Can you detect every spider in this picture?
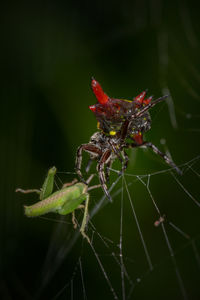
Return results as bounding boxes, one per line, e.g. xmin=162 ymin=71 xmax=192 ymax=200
xmin=75 ymin=79 xmax=181 ymax=200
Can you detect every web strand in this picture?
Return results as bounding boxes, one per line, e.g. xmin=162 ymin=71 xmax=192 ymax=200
xmin=137 ymin=170 xmax=189 ymax=299
xmin=171 ymin=172 xmax=200 ymax=208
xmin=36 ymin=155 xmax=200 ymax=299
xmin=123 ymin=176 xmax=153 ymax=271
xmin=89 ymin=242 xmax=119 ymax=300
xmin=79 ymin=258 xmax=87 ymax=300
xmin=142 ymin=175 xmax=188 ymax=299
xmin=161 ymin=223 xmax=188 ymax=300
xmin=119 ymin=176 xmax=125 ymax=300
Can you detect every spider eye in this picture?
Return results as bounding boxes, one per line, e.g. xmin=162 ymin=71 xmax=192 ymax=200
xmin=91 ymin=78 xmax=109 ymax=104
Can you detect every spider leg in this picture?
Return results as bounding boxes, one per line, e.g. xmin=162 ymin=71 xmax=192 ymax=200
xmin=105 ymin=160 xmax=112 ymax=183
xmin=109 ymin=141 xmax=124 ymax=164
xmin=109 ymin=140 xmax=129 ymax=176
xmin=126 ymin=141 xmax=182 ymax=174
xmin=121 ymin=150 xmax=129 ymax=173
xmin=75 ymin=144 xmax=102 ymax=182
xmin=144 ymin=142 xmax=182 ymax=174
xmin=97 ymin=150 xmax=112 ymax=201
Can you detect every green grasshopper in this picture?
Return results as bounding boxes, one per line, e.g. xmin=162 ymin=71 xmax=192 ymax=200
xmin=16 ymin=167 xmax=100 ymax=242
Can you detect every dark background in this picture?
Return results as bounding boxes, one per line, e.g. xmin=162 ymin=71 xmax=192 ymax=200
xmin=1 ymin=1 xmax=200 ymax=299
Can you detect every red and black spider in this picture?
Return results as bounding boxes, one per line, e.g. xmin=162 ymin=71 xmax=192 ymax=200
xmin=75 ymin=79 xmax=181 ymax=200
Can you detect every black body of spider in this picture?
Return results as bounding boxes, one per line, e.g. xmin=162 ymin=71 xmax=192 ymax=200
xmin=75 ymin=79 xmax=181 ymax=200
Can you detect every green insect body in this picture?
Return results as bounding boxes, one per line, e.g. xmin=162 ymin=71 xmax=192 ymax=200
xmin=24 ymin=182 xmax=87 ymax=217
xmin=16 ymin=167 xmax=92 ymax=242
xmin=39 ymin=166 xmax=57 ymax=200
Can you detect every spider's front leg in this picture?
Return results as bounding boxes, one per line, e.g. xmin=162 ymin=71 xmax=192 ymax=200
xmin=108 ymin=140 xmax=128 ymax=176
xmin=121 ymin=150 xmax=129 ymax=174
xmin=105 ymin=160 xmax=112 ymax=183
xmin=97 ymin=149 xmax=112 ymax=201
xmin=75 ymin=144 xmax=102 ymax=183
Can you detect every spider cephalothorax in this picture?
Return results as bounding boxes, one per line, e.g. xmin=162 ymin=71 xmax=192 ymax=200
xmin=75 ymin=79 xmax=181 ymax=200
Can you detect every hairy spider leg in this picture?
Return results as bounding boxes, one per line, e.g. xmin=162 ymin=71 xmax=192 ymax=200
xmin=125 ymin=142 xmax=182 ymax=174
xmin=108 ymin=140 xmax=129 ymax=175
xmin=97 ymin=149 xmax=112 ymax=201
xmin=121 ymin=150 xmax=129 ymax=173
xmin=105 ymin=159 xmax=112 ymax=183
xmin=144 ymin=142 xmax=182 ymax=174
xmin=108 ymin=140 xmax=124 ymax=164
xmin=76 ymin=144 xmax=113 ymax=199
xmin=76 ymin=144 xmax=102 ymax=183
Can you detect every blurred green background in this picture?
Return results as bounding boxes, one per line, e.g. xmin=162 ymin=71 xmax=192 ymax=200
xmin=1 ymin=1 xmax=200 ymax=299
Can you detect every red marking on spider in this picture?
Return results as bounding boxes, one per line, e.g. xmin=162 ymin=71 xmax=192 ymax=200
xmin=134 ymin=90 xmax=146 ymax=105
xmin=133 ymin=133 xmax=143 ymax=145
xmin=89 ymin=105 xmax=96 ymax=112
xmin=134 ymin=91 xmax=153 ymax=108
xmin=143 ymin=96 xmax=153 ymax=106
xmin=91 ymin=78 xmax=109 ymax=105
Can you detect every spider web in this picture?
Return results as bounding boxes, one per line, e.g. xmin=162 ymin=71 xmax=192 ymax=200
xmin=2 ymin=1 xmax=200 ymax=300
xmin=33 ymin=37 xmax=200 ymax=300
xmin=31 ymin=151 xmax=200 ymax=300
xmin=15 ymin=2 xmax=200 ymax=300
